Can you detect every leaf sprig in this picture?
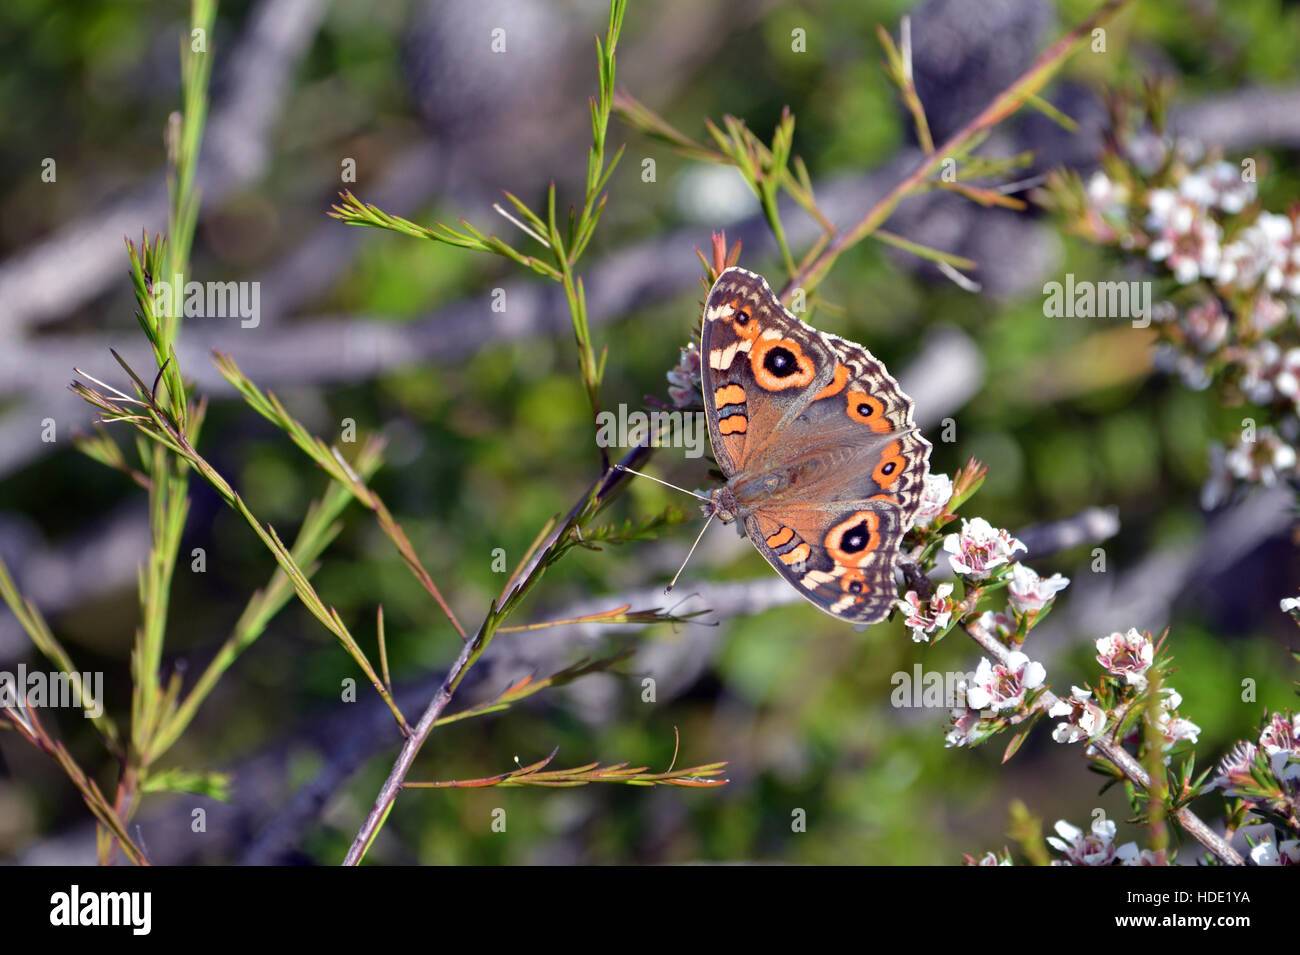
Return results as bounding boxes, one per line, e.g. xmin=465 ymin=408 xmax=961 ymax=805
xmin=405 ymin=745 xmax=728 ymax=790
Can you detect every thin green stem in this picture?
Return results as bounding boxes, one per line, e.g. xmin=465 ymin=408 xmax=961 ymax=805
xmin=780 ymin=0 xmax=1135 ymax=303
xmin=150 ymin=441 xmax=384 ymax=759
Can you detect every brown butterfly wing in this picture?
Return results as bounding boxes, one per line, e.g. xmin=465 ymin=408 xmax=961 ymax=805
xmin=699 ymin=267 xmax=930 ymax=625
xmin=790 ymin=332 xmax=932 ymax=530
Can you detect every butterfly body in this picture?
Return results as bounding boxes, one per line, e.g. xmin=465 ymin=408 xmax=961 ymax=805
xmin=699 ymin=267 xmax=931 ymax=624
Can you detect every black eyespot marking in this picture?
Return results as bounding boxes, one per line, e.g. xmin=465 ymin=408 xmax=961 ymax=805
xmin=763 ymin=346 xmax=797 ymax=377
xmin=848 ymin=580 xmax=865 ymax=594
xmin=856 ymin=402 xmax=874 ymax=417
xmin=881 ymin=462 xmax=897 ymax=476
xmin=841 ymin=523 xmax=870 ymax=553
xmin=735 ymin=308 xmax=751 ymax=325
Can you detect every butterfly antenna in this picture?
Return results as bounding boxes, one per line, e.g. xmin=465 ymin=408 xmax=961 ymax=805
xmin=613 ymin=464 xmax=710 ymax=503
xmin=665 ymin=511 xmax=716 ymax=595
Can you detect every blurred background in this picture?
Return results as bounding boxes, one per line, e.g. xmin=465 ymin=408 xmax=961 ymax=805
xmin=1 ymin=0 xmax=1299 ymax=864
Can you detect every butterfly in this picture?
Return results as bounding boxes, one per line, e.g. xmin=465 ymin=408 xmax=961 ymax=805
xmin=699 ymin=267 xmax=931 ymax=624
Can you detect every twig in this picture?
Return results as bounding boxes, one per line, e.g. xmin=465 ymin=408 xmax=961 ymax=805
xmin=960 ymin=617 xmax=1244 ymax=865
xmin=340 ymin=436 xmax=655 ymax=865
xmin=779 ymin=0 xmax=1135 ymax=301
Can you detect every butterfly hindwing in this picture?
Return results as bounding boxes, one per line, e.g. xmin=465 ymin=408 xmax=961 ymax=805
xmin=745 ymin=502 xmax=903 ymax=623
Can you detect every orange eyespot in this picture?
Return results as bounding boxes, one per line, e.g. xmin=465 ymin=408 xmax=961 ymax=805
xmin=750 ymin=337 xmax=815 ymax=391
xmin=847 ymin=390 xmax=890 ymax=433
xmin=729 ymin=300 xmax=762 ymax=341
xmin=825 ymin=511 xmax=883 ymax=566
xmin=872 ymin=441 xmax=905 ymax=489
xmin=840 ymin=568 xmax=870 ymax=596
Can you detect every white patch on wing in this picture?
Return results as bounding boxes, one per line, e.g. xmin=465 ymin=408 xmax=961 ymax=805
xmin=709 ymin=339 xmax=753 ymax=370
xmin=831 ymin=594 xmax=856 ymax=613
xmin=800 ymin=568 xmax=835 ymax=590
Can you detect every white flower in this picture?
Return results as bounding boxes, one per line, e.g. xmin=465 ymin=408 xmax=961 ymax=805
xmin=1117 ymin=843 xmax=1163 ymax=866
xmin=1224 ymin=425 xmax=1297 ymax=486
xmin=943 ymin=518 xmax=1026 ymax=580
xmin=964 ymin=651 xmax=1045 ymax=714
xmin=1124 ymin=132 xmax=1169 ymax=175
xmin=975 ymin=609 xmax=1016 ymax=641
xmin=1047 ymin=818 xmax=1119 ymax=866
xmin=1007 ymin=564 xmax=1070 ymax=614
xmin=1259 ymin=712 xmax=1300 ymax=756
xmin=894 ymin=583 xmax=955 ymax=644
xmin=1270 ymin=348 xmax=1300 ymax=407
xmin=1180 ymin=161 xmax=1256 ymax=215
xmin=1217 ymin=211 xmax=1293 ymax=291
xmin=1179 ymin=170 xmax=1217 ymax=207
xmin=912 ymin=473 xmax=953 ymax=528
xmin=1095 ymin=629 xmax=1155 ymax=689
xmin=1086 ymin=171 xmax=1129 ymax=223
xmin=1049 ymin=686 xmax=1107 ymax=744
xmin=944 ymin=706 xmax=983 ymax=749
xmin=1181 ymin=299 xmax=1228 ymax=352
xmin=1146 ymin=188 xmax=1222 ymax=284
xmin=1250 ymin=836 xmax=1300 ymax=866
xmin=1281 ymin=596 xmax=1300 ymax=613
xmin=1269 ymin=750 xmax=1300 ymax=787
xmin=1239 ymin=339 xmax=1282 ymax=404
xmin=1250 ymin=292 xmax=1288 ymax=334
xmin=1157 ymin=710 xmax=1201 ymax=750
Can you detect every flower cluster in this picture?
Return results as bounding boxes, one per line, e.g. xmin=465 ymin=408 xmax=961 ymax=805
xmin=1046 ymin=629 xmax=1199 ymax=759
xmin=1007 ymin=564 xmax=1070 ymax=614
xmin=1047 ymin=103 xmax=1300 ymax=507
xmin=1046 ymin=817 xmax=1161 ymax=866
xmin=895 ymin=473 xmax=1070 ymax=648
xmin=839 ymin=452 xmax=1294 ymax=867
